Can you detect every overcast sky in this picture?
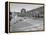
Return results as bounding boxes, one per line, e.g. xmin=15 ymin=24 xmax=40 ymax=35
xmin=10 ymin=3 xmax=43 ymax=12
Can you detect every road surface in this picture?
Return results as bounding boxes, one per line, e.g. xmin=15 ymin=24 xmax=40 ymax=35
xmin=10 ymin=17 xmax=43 ymax=32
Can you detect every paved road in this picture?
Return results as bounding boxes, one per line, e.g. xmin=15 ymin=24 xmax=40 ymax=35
xmin=10 ymin=17 xmax=43 ymax=32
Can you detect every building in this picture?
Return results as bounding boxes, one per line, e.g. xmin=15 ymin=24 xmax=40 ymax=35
xmin=15 ymin=6 xmax=44 ymax=18
xmin=26 ymin=6 xmax=44 ymax=18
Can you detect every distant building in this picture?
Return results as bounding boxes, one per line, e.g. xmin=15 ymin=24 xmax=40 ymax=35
xmin=17 ymin=6 xmax=44 ymax=18
xmin=17 ymin=8 xmax=26 ymax=17
xmin=27 ymin=6 xmax=44 ymax=18
xmin=21 ymin=8 xmax=26 ymax=13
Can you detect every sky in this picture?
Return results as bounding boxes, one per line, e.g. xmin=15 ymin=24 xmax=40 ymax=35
xmin=10 ymin=3 xmax=43 ymax=12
